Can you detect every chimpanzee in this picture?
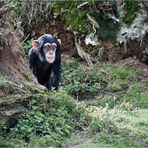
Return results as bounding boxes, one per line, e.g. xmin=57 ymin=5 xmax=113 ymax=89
xmin=28 ymin=34 xmax=61 ymax=90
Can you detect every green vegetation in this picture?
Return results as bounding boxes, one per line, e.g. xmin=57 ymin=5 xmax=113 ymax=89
xmin=62 ymin=107 xmax=148 ymax=147
xmin=0 ymin=90 xmax=89 ymax=147
xmin=62 ymin=9 xmax=89 ymax=34
xmin=52 ymin=1 xmax=90 ymax=33
xmin=1 ymin=58 xmax=148 ymax=147
xmin=1 ymin=1 xmax=148 ymax=147
xmin=8 ymin=0 xmax=147 ymax=45
xmin=62 ymin=61 xmax=108 ymax=99
xmin=122 ymin=1 xmax=139 ymax=25
xmin=9 ymin=0 xmax=121 ymax=42
xmin=23 ymin=39 xmax=33 ymax=55
xmin=90 ymin=108 xmax=148 ymax=147
xmin=61 ymin=60 xmax=148 ymax=147
xmin=62 ymin=60 xmax=141 ymax=100
xmin=89 ymin=12 xmax=120 ymax=43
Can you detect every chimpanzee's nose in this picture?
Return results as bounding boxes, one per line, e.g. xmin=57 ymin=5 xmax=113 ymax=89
xmin=49 ymin=50 xmax=53 ymax=54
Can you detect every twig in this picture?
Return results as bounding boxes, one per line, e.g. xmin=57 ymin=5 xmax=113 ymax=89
xmin=77 ymin=2 xmax=89 ymax=9
xmin=21 ymin=34 xmax=30 ymax=45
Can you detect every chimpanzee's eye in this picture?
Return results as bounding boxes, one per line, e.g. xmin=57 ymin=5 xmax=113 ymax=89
xmin=52 ymin=43 xmax=57 ymax=51
xmin=44 ymin=43 xmax=52 ymax=53
xmin=44 ymin=47 xmax=49 ymax=53
xmin=44 ymin=43 xmax=52 ymax=48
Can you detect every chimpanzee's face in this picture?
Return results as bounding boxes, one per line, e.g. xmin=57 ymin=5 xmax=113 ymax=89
xmin=43 ymin=43 xmax=57 ymax=63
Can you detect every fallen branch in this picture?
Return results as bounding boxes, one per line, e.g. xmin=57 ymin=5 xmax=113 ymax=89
xmin=75 ymin=39 xmax=93 ymax=66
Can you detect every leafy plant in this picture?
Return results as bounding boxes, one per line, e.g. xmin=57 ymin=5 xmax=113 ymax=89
xmin=22 ymin=39 xmax=33 ymax=55
xmin=63 ymin=9 xmax=89 ymax=33
xmin=62 ymin=61 xmax=140 ymax=101
xmin=122 ymin=1 xmax=139 ymax=25
xmin=62 ymin=62 xmax=108 ymax=100
xmin=11 ymin=91 xmax=89 ymax=147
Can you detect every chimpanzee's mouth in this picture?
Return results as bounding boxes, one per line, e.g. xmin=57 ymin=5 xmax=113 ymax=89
xmin=46 ymin=55 xmax=54 ymax=58
xmin=46 ymin=56 xmax=55 ymax=63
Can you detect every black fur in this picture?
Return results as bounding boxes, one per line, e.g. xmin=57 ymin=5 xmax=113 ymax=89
xmin=28 ymin=34 xmax=61 ymax=90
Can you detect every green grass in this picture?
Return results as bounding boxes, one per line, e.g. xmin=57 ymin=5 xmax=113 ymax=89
xmin=62 ymin=61 xmax=141 ymax=101
xmin=63 ymin=108 xmax=148 ymax=148
xmin=61 ymin=60 xmax=148 ymax=147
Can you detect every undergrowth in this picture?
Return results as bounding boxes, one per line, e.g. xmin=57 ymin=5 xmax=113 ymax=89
xmin=1 ymin=59 xmax=148 ymax=147
xmin=61 ymin=60 xmax=148 ymax=147
xmin=0 ymin=91 xmax=89 ymax=147
xmin=62 ymin=60 xmax=144 ymax=106
xmin=122 ymin=1 xmax=139 ymax=25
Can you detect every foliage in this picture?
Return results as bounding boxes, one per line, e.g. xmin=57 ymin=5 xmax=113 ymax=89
xmin=22 ymin=39 xmax=33 ymax=55
xmin=1 ymin=60 xmax=148 ymax=147
xmin=9 ymin=0 xmax=121 ymax=40
xmin=62 ymin=9 xmax=89 ymax=34
xmin=9 ymin=0 xmax=52 ymax=27
xmin=89 ymin=12 xmax=120 ymax=43
xmin=10 ymin=91 xmax=89 ymax=147
xmin=62 ymin=60 xmax=148 ymax=110
xmin=51 ymin=0 xmax=90 ymax=33
xmin=105 ymin=65 xmax=139 ymax=91
xmin=122 ymin=1 xmax=139 ymax=25
xmin=62 ymin=60 xmax=140 ymax=101
xmin=9 ymin=1 xmax=24 ymax=23
xmin=121 ymin=83 xmax=148 ymax=108
xmin=0 ymin=120 xmax=5 ymax=134
xmin=96 ymin=82 xmax=148 ymax=109
xmin=62 ymin=61 xmax=108 ymax=99
xmin=1 ymin=1 xmax=148 ymax=147
xmin=63 ymin=106 xmax=148 ymax=147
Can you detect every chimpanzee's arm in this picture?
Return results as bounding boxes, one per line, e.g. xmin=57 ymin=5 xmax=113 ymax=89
xmin=52 ymin=59 xmax=61 ymax=90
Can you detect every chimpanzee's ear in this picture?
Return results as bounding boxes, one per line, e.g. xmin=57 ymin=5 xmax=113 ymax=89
xmin=57 ymin=39 xmax=61 ymax=45
xmin=32 ymin=40 xmax=39 ymax=48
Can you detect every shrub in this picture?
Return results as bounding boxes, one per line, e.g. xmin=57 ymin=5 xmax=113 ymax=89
xmin=11 ymin=91 xmax=89 ymax=147
xmin=62 ymin=62 xmax=108 ymax=100
xmin=22 ymin=39 xmax=33 ymax=55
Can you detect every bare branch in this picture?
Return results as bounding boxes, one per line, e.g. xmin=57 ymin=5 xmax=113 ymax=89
xmin=77 ymin=2 xmax=89 ymax=9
